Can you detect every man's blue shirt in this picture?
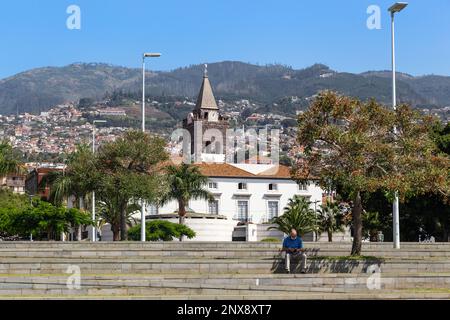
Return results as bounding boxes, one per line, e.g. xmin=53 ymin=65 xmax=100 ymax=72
xmin=283 ymin=236 xmax=303 ymax=249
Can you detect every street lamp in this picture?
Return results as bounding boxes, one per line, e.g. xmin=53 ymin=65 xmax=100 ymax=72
xmin=141 ymin=52 xmax=161 ymax=242
xmin=91 ymin=120 xmax=107 ymax=242
xmin=142 ymin=52 xmax=161 ymax=132
xmin=389 ymin=2 xmax=408 ymax=249
xmin=313 ymin=200 xmax=320 ymax=242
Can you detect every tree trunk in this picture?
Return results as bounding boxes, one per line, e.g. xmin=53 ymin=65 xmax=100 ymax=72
xmin=351 ymin=191 xmax=363 ymax=256
xmin=74 ymin=226 xmax=81 ymax=241
xmin=120 ymin=209 xmax=127 ymax=241
xmin=112 ymin=224 xmax=120 ymax=241
xmin=178 ymin=199 xmax=186 ymax=241
xmin=328 ymin=230 xmax=333 ymax=242
xmin=443 ymin=225 xmax=449 ymax=243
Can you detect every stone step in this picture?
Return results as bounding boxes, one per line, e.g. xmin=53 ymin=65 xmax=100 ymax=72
xmin=3 ymin=291 xmax=450 ymax=300
xmin=2 ymin=242 xmax=450 ymax=249
xmin=1 ymin=248 xmax=449 ymax=258
xmin=1 ymin=259 xmax=449 ymax=274
xmin=0 ymin=285 xmax=448 ymax=299
xmin=0 ymin=256 xmax=446 ymax=263
xmin=0 ymin=273 xmax=449 ymax=290
xmin=0 ymin=242 xmax=447 ymax=299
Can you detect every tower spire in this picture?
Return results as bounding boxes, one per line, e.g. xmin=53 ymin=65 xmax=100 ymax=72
xmin=195 ymin=64 xmax=218 ymax=110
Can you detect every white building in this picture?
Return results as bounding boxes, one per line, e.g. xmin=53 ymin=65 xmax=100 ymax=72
xmin=138 ymin=66 xmax=328 ymax=242
xmin=152 ymin=163 xmax=323 ymax=225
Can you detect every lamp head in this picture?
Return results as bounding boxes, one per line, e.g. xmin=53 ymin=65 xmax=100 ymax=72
xmin=143 ymin=53 xmax=161 ymax=58
xmin=389 ymin=2 xmax=408 ymax=13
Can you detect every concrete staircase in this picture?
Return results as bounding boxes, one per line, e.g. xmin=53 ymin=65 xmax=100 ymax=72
xmin=0 ymin=242 xmax=449 ymax=299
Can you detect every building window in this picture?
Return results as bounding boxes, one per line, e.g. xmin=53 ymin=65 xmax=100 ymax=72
xmin=238 ymin=182 xmax=247 ymax=190
xmin=208 ymin=200 xmax=219 ymax=215
xmin=267 ymin=201 xmax=279 ymax=220
xmin=299 ymin=182 xmax=308 ymax=191
xmin=268 ymin=183 xmax=278 ymax=191
xmin=208 ymin=182 xmax=218 ymax=189
xmin=148 ymin=205 xmax=159 ymax=215
xmin=237 ymin=200 xmax=249 ymax=222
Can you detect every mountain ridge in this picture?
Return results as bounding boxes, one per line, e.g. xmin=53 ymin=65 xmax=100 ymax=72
xmin=1 ymin=61 xmax=449 ymax=115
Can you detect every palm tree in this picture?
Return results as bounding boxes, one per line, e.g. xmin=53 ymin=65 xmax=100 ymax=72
xmin=317 ymin=200 xmax=345 ymax=242
xmin=39 ymin=144 xmax=96 ymax=240
xmin=269 ymin=195 xmax=318 ymax=236
xmin=362 ymin=211 xmax=383 ymax=242
xmin=160 ymin=163 xmax=214 ymax=231
xmin=40 ymin=144 xmax=95 ymax=205
xmin=0 ymin=140 xmax=24 ymax=181
xmin=97 ymin=202 xmax=139 ymax=241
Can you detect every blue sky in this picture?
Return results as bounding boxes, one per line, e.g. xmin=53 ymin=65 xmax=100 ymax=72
xmin=0 ymin=0 xmax=449 ymax=79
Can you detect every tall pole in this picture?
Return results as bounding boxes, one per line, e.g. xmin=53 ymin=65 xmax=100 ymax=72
xmin=91 ymin=120 xmax=106 ymax=242
xmin=140 ymin=53 xmax=161 ymax=242
xmin=391 ymin=11 xmax=400 ymax=249
xmin=92 ymin=125 xmax=96 ymax=242
xmin=142 ymin=57 xmax=146 ymax=133
xmin=141 ymin=56 xmax=146 ymax=242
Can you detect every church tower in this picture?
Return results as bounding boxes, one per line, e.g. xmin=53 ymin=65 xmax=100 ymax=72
xmin=183 ymin=65 xmax=229 ymax=163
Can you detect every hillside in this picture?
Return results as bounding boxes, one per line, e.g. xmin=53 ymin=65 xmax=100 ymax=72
xmin=0 ymin=61 xmax=449 ymax=115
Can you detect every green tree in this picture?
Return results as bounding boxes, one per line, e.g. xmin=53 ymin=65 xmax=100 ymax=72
xmin=128 ymin=220 xmax=196 ymax=241
xmin=293 ymin=91 xmax=450 ymax=255
xmin=41 ymin=144 xmax=97 ymax=207
xmin=0 ymin=190 xmax=30 ymax=239
xmin=362 ymin=211 xmax=384 ymax=242
xmin=95 ymin=130 xmax=168 ymax=240
xmin=317 ymin=200 xmax=344 ymax=242
xmin=0 ymin=140 xmax=24 ymax=178
xmin=8 ymin=199 xmax=92 ymax=240
xmin=96 ymin=202 xmax=139 ymax=241
xmin=433 ymin=122 xmax=450 ymax=155
xmin=160 ymin=163 xmax=214 ymax=230
xmin=40 ymin=144 xmax=98 ymax=240
xmin=269 ymin=195 xmax=318 ymax=236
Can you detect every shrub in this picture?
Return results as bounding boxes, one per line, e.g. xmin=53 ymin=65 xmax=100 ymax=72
xmin=128 ymin=220 xmax=196 ymax=241
xmin=261 ymin=237 xmax=281 ymax=243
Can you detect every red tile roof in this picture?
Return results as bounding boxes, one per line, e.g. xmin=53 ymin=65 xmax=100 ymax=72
xmin=193 ymin=163 xmax=293 ymax=180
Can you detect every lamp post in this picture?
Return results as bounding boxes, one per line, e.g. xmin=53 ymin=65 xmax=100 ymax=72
xmin=388 ymin=2 xmax=408 ymax=249
xmin=141 ymin=52 xmax=161 ymax=242
xmin=313 ymin=200 xmax=320 ymax=242
xmin=26 ymin=193 xmax=34 ymax=241
xmin=91 ymin=120 xmax=106 ymax=242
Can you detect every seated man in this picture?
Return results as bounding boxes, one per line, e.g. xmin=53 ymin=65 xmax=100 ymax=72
xmin=282 ymin=228 xmax=307 ymax=274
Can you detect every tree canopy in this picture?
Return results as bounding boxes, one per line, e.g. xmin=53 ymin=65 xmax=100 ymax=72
xmin=293 ymin=91 xmax=450 ymax=254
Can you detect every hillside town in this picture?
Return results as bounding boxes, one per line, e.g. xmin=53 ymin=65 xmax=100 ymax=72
xmin=0 ymin=97 xmax=301 ymax=161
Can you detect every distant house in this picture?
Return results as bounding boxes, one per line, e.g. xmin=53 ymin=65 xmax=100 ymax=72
xmin=97 ymin=108 xmax=126 ymax=117
xmin=1 ymin=174 xmax=26 ymax=194
xmin=25 ymin=165 xmax=65 ymax=200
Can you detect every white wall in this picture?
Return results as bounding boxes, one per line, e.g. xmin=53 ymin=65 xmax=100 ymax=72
xmin=151 ymin=177 xmax=323 ymax=224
